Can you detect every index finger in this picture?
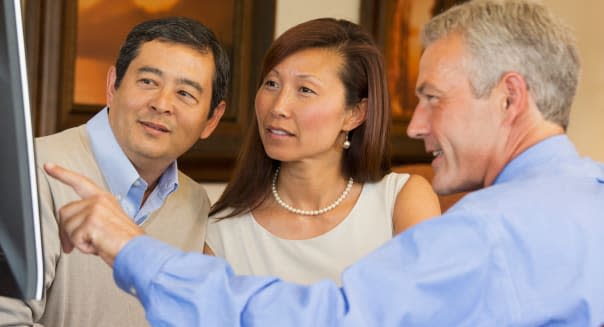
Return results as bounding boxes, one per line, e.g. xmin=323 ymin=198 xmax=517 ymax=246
xmin=43 ymin=163 xmax=103 ymax=199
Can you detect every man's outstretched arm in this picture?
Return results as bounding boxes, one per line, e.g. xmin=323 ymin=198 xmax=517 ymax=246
xmin=44 ymin=162 xmax=496 ymax=326
xmin=114 ymin=236 xmax=351 ymax=326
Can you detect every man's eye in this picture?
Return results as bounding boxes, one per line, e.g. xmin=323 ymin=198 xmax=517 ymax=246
xmin=426 ymin=94 xmax=438 ymax=102
xmin=177 ymin=90 xmax=198 ymax=103
xmin=178 ymin=90 xmax=191 ymax=97
xmin=139 ymin=78 xmax=156 ymax=86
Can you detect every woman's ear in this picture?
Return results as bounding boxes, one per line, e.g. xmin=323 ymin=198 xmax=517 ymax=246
xmin=344 ymin=98 xmax=368 ymax=130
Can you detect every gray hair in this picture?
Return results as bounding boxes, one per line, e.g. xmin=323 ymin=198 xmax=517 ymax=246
xmin=422 ymin=0 xmax=580 ymax=129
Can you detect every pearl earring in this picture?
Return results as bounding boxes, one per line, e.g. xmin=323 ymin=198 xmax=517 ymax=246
xmin=343 ymin=132 xmax=351 ymax=149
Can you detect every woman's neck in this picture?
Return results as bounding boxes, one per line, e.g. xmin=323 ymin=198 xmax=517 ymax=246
xmin=275 ymin=161 xmax=349 ymax=209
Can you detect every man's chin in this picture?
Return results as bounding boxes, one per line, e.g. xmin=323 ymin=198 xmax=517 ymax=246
xmin=434 ymin=186 xmax=457 ymax=196
xmin=433 ymin=177 xmax=481 ymax=195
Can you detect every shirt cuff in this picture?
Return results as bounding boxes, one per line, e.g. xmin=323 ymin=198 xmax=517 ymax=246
xmin=113 ymin=235 xmax=181 ymax=304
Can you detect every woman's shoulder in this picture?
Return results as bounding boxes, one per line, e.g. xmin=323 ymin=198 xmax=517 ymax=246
xmin=206 ymin=209 xmax=254 ymax=253
xmin=367 ymin=172 xmax=411 ymax=192
xmin=383 ymin=171 xmax=411 ymax=182
xmin=354 ymin=172 xmax=412 ymax=215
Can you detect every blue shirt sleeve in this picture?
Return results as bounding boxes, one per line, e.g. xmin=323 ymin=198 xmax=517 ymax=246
xmin=113 ymin=213 xmax=519 ymax=326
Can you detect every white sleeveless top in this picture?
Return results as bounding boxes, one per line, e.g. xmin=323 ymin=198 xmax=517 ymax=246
xmin=206 ymin=172 xmax=409 ymax=285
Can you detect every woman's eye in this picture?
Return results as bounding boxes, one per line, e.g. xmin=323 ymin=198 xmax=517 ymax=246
xmin=300 ymin=86 xmax=315 ymax=94
xmin=264 ymin=80 xmax=278 ymax=88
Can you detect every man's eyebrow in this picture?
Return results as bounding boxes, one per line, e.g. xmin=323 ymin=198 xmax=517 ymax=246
xmin=138 ymin=66 xmax=203 ymax=93
xmin=416 ymin=82 xmax=440 ymax=97
xmin=138 ymin=66 xmax=162 ymax=76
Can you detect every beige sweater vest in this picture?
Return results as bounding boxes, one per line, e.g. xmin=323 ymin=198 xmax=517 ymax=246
xmin=0 ymin=125 xmax=210 ymax=327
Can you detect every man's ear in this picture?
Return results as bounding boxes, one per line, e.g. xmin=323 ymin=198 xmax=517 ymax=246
xmin=500 ymin=72 xmax=529 ymax=124
xmin=200 ymin=100 xmax=226 ymax=139
xmin=343 ymin=98 xmax=368 ymax=131
xmin=106 ymin=66 xmax=117 ymax=107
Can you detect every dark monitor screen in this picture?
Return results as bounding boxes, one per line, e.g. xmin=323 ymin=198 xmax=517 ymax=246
xmin=0 ymin=0 xmax=44 ymax=300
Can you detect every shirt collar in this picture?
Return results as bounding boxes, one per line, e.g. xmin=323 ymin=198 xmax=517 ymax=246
xmin=157 ymin=161 xmax=179 ymax=197
xmin=86 ymin=107 xmax=179 ymax=200
xmin=494 ymin=134 xmax=578 ymax=185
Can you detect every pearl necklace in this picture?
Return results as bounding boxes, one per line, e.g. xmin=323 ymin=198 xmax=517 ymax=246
xmin=271 ymin=168 xmax=354 ymax=216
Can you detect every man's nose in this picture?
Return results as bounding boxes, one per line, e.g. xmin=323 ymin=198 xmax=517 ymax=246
xmin=406 ymin=104 xmax=430 ymax=139
xmin=150 ymin=88 xmax=174 ymax=114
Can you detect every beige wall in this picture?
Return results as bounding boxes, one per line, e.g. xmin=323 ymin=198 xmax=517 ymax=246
xmin=275 ymin=0 xmax=361 ymax=37
xmin=547 ymin=0 xmax=604 ymax=161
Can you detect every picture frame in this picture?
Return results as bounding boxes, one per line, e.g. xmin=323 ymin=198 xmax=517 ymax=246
xmin=360 ymin=0 xmax=467 ymax=164
xmin=24 ymin=0 xmax=276 ymax=181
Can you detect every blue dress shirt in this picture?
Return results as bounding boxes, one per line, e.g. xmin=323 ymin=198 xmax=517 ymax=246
xmin=87 ymin=108 xmax=178 ymax=224
xmin=113 ymin=135 xmax=604 ymax=326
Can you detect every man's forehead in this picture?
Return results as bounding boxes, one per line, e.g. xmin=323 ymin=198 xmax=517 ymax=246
xmin=421 ymin=34 xmax=466 ymax=65
xmin=416 ymin=35 xmax=468 ymax=87
xmin=136 ymin=40 xmax=215 ymax=63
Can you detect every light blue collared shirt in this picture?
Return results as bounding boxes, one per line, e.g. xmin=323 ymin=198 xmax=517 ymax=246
xmin=114 ymin=135 xmax=604 ymax=326
xmin=86 ymin=108 xmax=178 ymax=224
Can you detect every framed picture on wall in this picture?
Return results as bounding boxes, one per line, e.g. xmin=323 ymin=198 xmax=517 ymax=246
xmin=360 ymin=0 xmax=467 ymax=164
xmin=24 ymin=0 xmax=276 ymax=181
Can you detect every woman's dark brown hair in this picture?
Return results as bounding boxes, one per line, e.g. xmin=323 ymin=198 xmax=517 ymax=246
xmin=210 ymin=18 xmax=391 ymax=218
